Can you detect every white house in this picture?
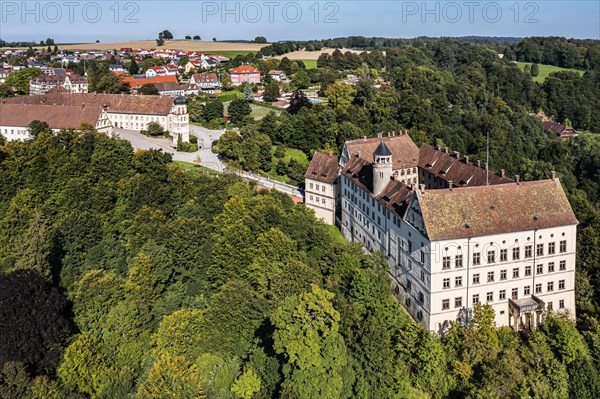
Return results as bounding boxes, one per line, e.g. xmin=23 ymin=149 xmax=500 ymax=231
xmin=304 ymin=152 xmax=340 ymax=225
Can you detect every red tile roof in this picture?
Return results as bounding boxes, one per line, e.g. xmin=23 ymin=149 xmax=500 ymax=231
xmin=419 ymin=144 xmax=513 ymax=187
xmin=121 ymin=74 xmax=178 ymax=89
xmin=345 ymin=134 xmax=419 ymax=169
xmin=230 ymin=65 xmax=260 ymax=74
xmin=3 ymin=92 xmax=175 ymax=116
xmin=417 ymin=179 xmax=578 ymax=241
xmin=305 ymin=152 xmax=339 ymax=184
xmin=0 ymin=103 xmax=102 ymax=129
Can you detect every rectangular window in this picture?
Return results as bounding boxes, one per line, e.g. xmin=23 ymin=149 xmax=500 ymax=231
xmin=406 ymin=280 xmax=412 ymax=293
xmin=525 ymin=245 xmax=532 ymax=258
xmin=487 ymin=250 xmax=496 ymax=264
xmin=420 ymin=270 xmax=425 ymax=282
xmin=486 ymin=292 xmax=493 ymax=302
xmin=535 ymin=283 xmax=542 ymax=294
xmin=443 ymin=278 xmax=450 ymax=289
xmin=455 ymin=255 xmax=463 ymax=268
xmin=537 ymin=243 xmax=544 ymax=256
xmin=499 ymin=290 xmax=506 ymax=300
xmin=559 ymin=260 xmax=566 ymax=271
xmin=473 ymin=294 xmax=480 ymax=304
xmin=512 ymin=288 xmax=518 ymax=300
xmin=548 ymin=242 xmax=556 ymax=254
xmin=525 ymin=265 xmax=532 ymax=276
xmin=500 ymin=249 xmax=507 ymax=262
xmin=559 ymin=299 xmax=565 ymax=309
xmin=513 ymin=247 xmax=520 ymax=260
xmin=548 ymin=302 xmax=553 ymax=311
xmin=500 ymin=270 xmax=507 ymax=280
xmin=537 ymin=264 xmax=543 ymax=274
xmin=455 ymin=276 xmax=463 ymax=287
xmin=473 ymin=273 xmax=480 ymax=284
xmin=559 ymin=280 xmax=565 ymax=290
xmin=548 ymin=262 xmax=555 ymax=273
xmin=418 ymin=292 xmax=424 ymax=304
xmin=487 ymin=271 xmax=494 ymax=282
xmin=473 ymin=252 xmax=481 ymax=265
xmin=524 ymin=285 xmax=531 ymax=295
xmin=547 ymin=282 xmax=554 ymax=292
xmin=560 ymin=240 xmax=567 ymax=253
xmin=455 ymin=297 xmax=462 ymax=308
xmin=442 ymin=299 xmax=450 ymax=310
xmin=442 ymin=256 xmax=451 ymax=270
xmin=513 ymin=267 xmax=520 ymax=279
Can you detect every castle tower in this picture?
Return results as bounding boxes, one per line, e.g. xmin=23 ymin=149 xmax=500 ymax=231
xmin=373 ymin=139 xmax=393 ymax=196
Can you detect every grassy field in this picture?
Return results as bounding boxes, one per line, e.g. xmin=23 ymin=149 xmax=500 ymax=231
xmin=326 ymin=225 xmax=346 ymax=244
xmin=51 ymin=40 xmax=267 ymax=52
xmin=299 ymin=59 xmax=318 ymax=69
xmin=251 ymin=104 xmax=281 ymax=120
xmin=513 ymin=62 xmax=585 ymax=83
xmin=173 ymin=160 xmax=220 ymax=175
xmin=274 ymin=48 xmax=362 ymax=60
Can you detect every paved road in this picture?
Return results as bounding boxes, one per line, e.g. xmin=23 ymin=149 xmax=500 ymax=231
xmin=113 ymin=127 xmax=303 ymax=199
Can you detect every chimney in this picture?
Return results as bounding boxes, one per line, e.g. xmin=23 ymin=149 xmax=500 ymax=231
xmin=445 ymin=147 xmax=449 ymax=154
xmin=453 ymin=151 xmax=460 ymax=159
xmin=377 ymin=132 xmax=382 ymax=138
xmin=515 ymin=175 xmax=520 ymax=184
xmin=436 ymin=144 xmax=442 ymax=152
xmin=419 ymin=184 xmax=425 ymax=192
xmin=551 ymin=171 xmax=556 ymax=180
xmin=499 ymin=169 xmax=505 ymax=177
xmin=356 ymin=151 xmax=362 ymax=158
xmin=448 ymin=180 xmax=453 ymax=191
xmin=477 ymin=160 xmax=481 ymax=168
xmin=387 ymin=132 xmax=391 ymax=137
xmin=464 ymin=156 xmax=469 ymax=164
xmin=363 ymin=136 xmax=367 ymax=141
xmin=484 ymin=162 xmax=489 ymax=170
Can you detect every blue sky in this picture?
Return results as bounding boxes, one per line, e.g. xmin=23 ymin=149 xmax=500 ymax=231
xmin=1 ymin=1 xmax=599 ymax=43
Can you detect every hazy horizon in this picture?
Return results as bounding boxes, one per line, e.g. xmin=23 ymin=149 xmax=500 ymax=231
xmin=1 ymin=1 xmax=599 ymax=44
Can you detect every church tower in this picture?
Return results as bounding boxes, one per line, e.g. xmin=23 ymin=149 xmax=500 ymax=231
xmin=373 ymin=140 xmax=393 ymax=196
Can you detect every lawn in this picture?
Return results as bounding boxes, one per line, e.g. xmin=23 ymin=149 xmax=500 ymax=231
xmin=251 ymin=104 xmax=281 ymax=120
xmin=208 ymin=50 xmax=258 ymax=58
xmin=513 ymin=62 xmax=585 ymax=83
xmin=299 ymin=59 xmax=318 ymax=69
xmin=325 ymin=225 xmax=346 ymax=244
xmin=173 ymin=160 xmax=220 ymax=175
xmin=284 ymin=148 xmax=309 ymax=165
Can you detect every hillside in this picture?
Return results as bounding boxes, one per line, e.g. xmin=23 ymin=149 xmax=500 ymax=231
xmin=54 ymin=40 xmax=268 ymax=52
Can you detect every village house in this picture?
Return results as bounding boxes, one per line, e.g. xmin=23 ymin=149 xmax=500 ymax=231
xmin=267 ymin=70 xmax=287 ymax=81
xmin=230 ymin=65 xmax=261 ymax=86
xmin=305 ymin=133 xmax=578 ymax=335
xmin=121 ymin=74 xmax=179 ymax=92
xmin=542 ymin=121 xmax=577 ymax=140
xmin=29 ymin=74 xmax=88 ymax=95
xmin=190 ymin=72 xmax=221 ymax=91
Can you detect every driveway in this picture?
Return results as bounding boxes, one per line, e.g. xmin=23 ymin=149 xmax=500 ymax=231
xmin=113 ymin=127 xmax=302 ymax=199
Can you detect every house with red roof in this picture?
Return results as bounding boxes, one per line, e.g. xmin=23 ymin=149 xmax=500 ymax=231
xmin=230 ymin=65 xmax=261 ymax=86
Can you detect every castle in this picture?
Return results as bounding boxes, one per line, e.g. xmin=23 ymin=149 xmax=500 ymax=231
xmin=305 ymin=132 xmax=577 ymax=334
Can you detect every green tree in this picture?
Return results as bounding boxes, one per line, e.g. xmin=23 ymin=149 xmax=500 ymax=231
xmin=292 ymin=70 xmax=311 ymax=89
xmin=531 ymin=63 xmax=540 ymax=77
xmin=139 ymin=83 xmax=159 ymax=95
xmin=27 ymin=120 xmax=51 ymax=140
xmin=325 ymin=81 xmax=356 ymax=112
xmin=263 ymin=81 xmax=280 ymax=102
xmin=253 ymin=36 xmax=268 ymax=44
xmin=5 ymin=67 xmax=41 ymax=94
xmin=243 ymin=82 xmax=254 ymax=101
xmin=136 ymin=352 xmax=205 ymax=399
xmin=272 ymin=284 xmax=349 ymax=399
xmin=231 ymin=367 xmax=261 ymax=399
xmin=228 ymin=99 xmax=252 ymax=125
xmin=202 ymin=100 xmax=224 ymax=122
xmin=128 ymin=57 xmax=139 ymax=75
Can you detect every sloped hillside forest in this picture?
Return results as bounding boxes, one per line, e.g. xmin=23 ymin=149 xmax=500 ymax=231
xmin=2 ymin=37 xmax=600 ymax=399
